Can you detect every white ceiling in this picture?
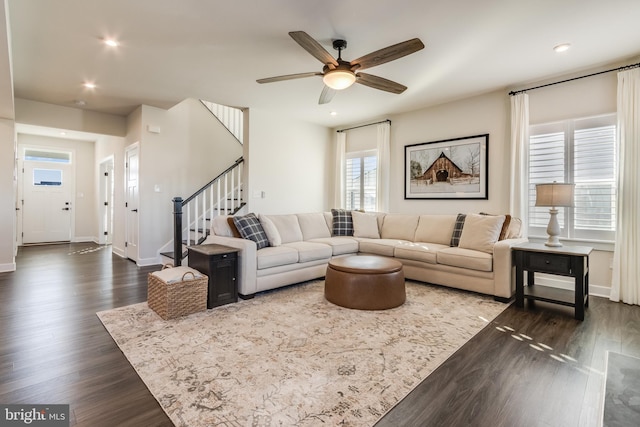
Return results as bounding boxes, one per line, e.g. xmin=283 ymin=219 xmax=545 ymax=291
xmin=6 ymin=0 xmax=640 ymax=128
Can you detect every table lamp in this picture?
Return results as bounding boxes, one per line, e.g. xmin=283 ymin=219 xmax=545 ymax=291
xmin=535 ymin=182 xmax=575 ymax=247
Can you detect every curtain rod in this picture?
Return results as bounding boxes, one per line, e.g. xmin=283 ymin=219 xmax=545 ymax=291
xmin=336 ymin=119 xmax=391 ymax=133
xmin=508 ymin=62 xmax=640 ymax=96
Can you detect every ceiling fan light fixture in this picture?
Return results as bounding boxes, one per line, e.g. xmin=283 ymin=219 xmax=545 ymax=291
xmin=323 ymin=69 xmax=356 ymax=90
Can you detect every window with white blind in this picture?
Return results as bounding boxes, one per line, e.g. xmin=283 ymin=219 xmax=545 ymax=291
xmin=345 ymin=150 xmax=377 ymax=211
xmin=528 ymin=114 xmax=617 ymax=242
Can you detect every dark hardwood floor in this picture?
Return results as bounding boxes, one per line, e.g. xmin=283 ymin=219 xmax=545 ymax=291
xmin=0 ymin=243 xmax=172 ymax=427
xmin=1 ymin=243 xmax=638 ymax=426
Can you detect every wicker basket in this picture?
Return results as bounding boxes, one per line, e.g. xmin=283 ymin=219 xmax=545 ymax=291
xmin=147 ymin=267 xmax=208 ymax=320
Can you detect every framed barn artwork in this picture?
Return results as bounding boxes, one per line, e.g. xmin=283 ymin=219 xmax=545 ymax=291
xmin=404 ymin=134 xmax=489 ymax=200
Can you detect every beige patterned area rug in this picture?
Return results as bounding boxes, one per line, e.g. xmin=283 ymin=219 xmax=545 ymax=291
xmin=97 ymin=280 xmax=508 ymax=426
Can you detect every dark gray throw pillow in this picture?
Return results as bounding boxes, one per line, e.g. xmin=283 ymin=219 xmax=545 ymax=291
xmin=450 ymin=213 xmax=467 ymax=247
xmin=331 ymin=209 xmax=353 ymax=236
xmin=233 ymin=213 xmax=270 ymax=249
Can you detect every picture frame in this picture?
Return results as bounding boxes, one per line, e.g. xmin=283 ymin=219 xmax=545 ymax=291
xmin=404 ymin=134 xmax=489 ymax=200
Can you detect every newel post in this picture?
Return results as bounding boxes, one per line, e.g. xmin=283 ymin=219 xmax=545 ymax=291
xmin=172 ymin=197 xmax=183 ymax=266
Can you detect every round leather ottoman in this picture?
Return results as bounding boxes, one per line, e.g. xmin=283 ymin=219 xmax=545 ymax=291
xmin=325 ymin=255 xmax=405 ymax=310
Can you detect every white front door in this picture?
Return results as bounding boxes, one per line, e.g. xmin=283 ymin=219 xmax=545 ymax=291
xmin=22 ymin=161 xmax=73 ymax=244
xmin=125 ymin=144 xmax=140 ymax=262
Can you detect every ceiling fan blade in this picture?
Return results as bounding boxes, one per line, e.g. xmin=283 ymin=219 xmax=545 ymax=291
xmin=350 ymin=38 xmax=424 ymax=71
xmin=356 ymin=73 xmax=407 ymax=94
xmin=289 ymin=31 xmax=339 ymax=67
xmin=257 ymin=72 xmax=322 ymax=84
xmin=318 ymin=85 xmax=336 ymax=104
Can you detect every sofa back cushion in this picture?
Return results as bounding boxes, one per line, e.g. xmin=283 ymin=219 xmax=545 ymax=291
xmin=507 ymin=217 xmax=523 ymax=238
xmin=414 ymin=215 xmax=456 ymax=245
xmin=331 ymin=209 xmax=354 ymax=236
xmin=262 ymin=214 xmax=303 ymax=244
xmin=380 ymin=214 xmax=419 ymax=241
xmin=450 ymin=214 xmax=467 ymax=247
xmin=458 ymin=213 xmax=505 ymax=254
xmin=351 ymin=211 xmax=381 ymax=238
xmin=297 ymin=213 xmax=331 ymax=240
xmin=212 ymin=215 xmax=234 ymax=237
xmin=233 ymin=213 xmax=270 ymax=250
xmin=259 ymin=215 xmax=282 ymax=246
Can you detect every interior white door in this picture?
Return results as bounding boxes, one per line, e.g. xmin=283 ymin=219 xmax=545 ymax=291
xmin=125 ymin=145 xmax=140 ymax=262
xmin=99 ymin=158 xmax=115 ymax=245
xmin=22 ymin=162 xmax=73 ymax=244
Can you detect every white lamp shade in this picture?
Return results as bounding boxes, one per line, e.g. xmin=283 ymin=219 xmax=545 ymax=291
xmin=322 ymin=69 xmax=356 ymax=90
xmin=535 ymin=183 xmax=574 ymax=207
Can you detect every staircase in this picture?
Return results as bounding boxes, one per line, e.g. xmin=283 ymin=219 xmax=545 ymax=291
xmin=161 ymin=157 xmax=245 ymax=265
xmin=200 ymin=100 xmax=244 ymax=145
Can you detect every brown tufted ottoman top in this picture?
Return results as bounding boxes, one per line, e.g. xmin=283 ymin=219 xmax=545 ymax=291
xmin=328 ymin=255 xmax=403 ymax=274
xmin=325 ymin=255 xmax=405 ymax=310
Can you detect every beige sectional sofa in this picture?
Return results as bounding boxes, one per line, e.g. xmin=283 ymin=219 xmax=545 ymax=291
xmin=201 ymin=211 xmax=526 ymax=302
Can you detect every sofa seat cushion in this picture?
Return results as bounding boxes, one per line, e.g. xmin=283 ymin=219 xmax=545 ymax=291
xmin=281 ymin=241 xmax=333 ymax=263
xmin=436 ymin=247 xmax=493 ymax=272
xmin=308 ymin=237 xmax=359 ymax=255
xmin=257 ymin=246 xmax=298 ymax=270
xmin=358 ymin=238 xmax=408 ymax=257
xmin=394 ymin=242 xmax=449 ymax=264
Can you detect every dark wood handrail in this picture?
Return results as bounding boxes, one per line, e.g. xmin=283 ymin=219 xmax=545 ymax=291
xmin=182 ymin=157 xmax=243 ymax=205
xmin=172 ymin=157 xmax=244 ymax=265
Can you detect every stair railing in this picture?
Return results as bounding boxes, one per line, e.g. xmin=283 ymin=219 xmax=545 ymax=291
xmin=172 ymin=157 xmax=244 ymax=265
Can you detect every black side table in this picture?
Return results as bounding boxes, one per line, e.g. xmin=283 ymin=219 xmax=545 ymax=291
xmin=188 ymin=244 xmax=239 ymax=309
xmin=513 ymin=242 xmax=592 ymax=320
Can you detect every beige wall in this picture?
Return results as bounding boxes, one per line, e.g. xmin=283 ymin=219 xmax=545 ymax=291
xmin=15 ymin=99 xmax=126 ymax=137
xmin=0 ymin=118 xmax=15 ymax=271
xmin=359 ymin=71 xmax=617 ymax=292
xmin=129 ymin=100 xmax=244 ymax=265
xmin=12 ymin=98 xmax=246 ymax=266
xmin=389 ymin=90 xmax=510 ymax=215
xmin=246 ymin=108 xmax=332 ymax=214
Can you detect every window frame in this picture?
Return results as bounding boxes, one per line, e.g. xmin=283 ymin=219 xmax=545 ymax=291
xmin=345 ymin=149 xmax=377 ymax=211
xmin=528 ymin=113 xmax=617 ymax=247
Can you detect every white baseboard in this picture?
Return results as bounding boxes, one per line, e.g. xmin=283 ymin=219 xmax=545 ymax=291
xmin=138 ymin=256 xmax=162 ymax=267
xmin=533 ymin=274 xmax=611 ymax=298
xmin=112 ymin=246 xmax=126 ymax=258
xmin=0 ymin=262 xmax=16 ymax=273
xmin=72 ymin=236 xmax=96 ymax=243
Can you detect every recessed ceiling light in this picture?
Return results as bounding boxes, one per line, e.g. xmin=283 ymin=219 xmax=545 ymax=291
xmin=103 ymin=38 xmax=119 ymax=47
xmin=60 ymin=132 xmax=67 ymax=136
xmin=553 ymin=43 xmax=571 ymax=53
xmin=83 ymin=82 xmax=96 ymax=89
xmin=330 ymin=111 xmax=337 ymax=116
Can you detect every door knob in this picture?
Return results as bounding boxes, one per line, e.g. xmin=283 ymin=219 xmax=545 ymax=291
xmin=62 ymin=207 xmax=70 ymax=211
xmin=132 ymin=209 xmax=138 ymax=212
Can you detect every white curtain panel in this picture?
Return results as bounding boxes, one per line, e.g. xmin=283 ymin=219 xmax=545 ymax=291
xmin=509 ymin=93 xmax=530 ymax=234
xmin=376 ymin=121 xmax=391 ymax=212
xmin=334 ymin=131 xmax=346 ymax=209
xmin=611 ymin=68 xmax=640 ymax=305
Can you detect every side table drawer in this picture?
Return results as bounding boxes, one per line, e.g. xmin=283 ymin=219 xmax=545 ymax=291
xmin=208 ymin=251 xmax=237 ymax=262
xmin=525 ymin=252 xmax=571 ymax=275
